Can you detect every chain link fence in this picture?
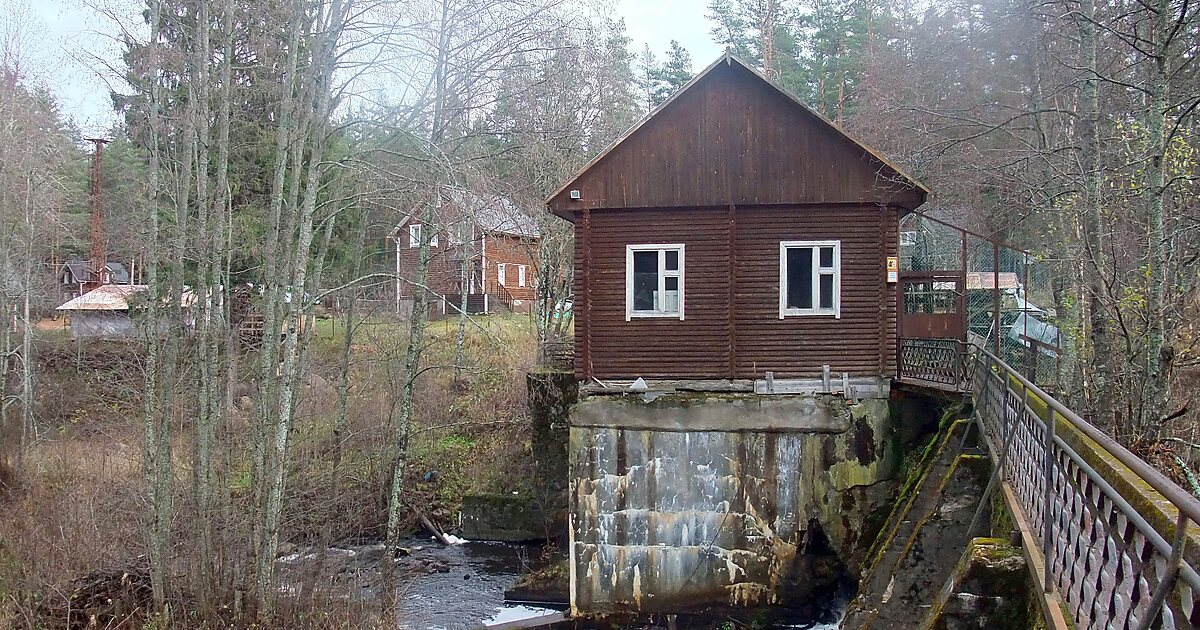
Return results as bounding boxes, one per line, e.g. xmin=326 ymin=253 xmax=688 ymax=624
xmin=900 ymin=212 xmax=1066 ymax=390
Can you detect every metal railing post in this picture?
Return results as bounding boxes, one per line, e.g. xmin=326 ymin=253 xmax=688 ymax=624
xmin=1135 ymin=512 xmax=1190 ymax=630
xmin=1041 ymin=398 xmax=1056 ymax=593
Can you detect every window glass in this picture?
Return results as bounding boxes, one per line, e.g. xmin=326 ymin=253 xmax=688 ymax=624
xmin=497 ymin=263 xmax=506 ymax=285
xmin=662 ymin=275 xmax=679 ymax=312
xmin=819 ymin=246 xmax=834 ymax=268
xmin=786 ymin=247 xmax=813 ymax=309
xmin=632 ymin=251 xmax=658 ymax=311
xmin=819 ymin=274 xmax=834 ymax=309
xmin=409 ymin=224 xmax=420 ymax=248
xmin=665 ymin=250 xmax=679 ymax=271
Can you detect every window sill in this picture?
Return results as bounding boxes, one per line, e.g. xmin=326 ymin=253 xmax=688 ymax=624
xmin=779 ymin=309 xmax=840 ymax=318
xmin=627 ymin=311 xmax=684 ymax=320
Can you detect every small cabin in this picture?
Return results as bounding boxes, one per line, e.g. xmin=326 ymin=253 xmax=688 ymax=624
xmin=549 ymin=54 xmax=927 ymax=385
xmin=56 ymin=284 xmax=146 ymax=338
xmin=390 ymin=187 xmax=539 ymax=317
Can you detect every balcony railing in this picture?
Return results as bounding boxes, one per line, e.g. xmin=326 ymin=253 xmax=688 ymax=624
xmin=898 ymin=337 xmax=966 ymax=388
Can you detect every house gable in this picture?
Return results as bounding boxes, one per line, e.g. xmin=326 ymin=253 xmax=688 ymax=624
xmin=548 ymin=55 xmax=927 ymax=216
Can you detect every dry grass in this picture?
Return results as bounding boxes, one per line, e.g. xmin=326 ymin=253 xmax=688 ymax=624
xmin=0 ymin=312 xmax=540 ymax=627
xmin=0 ymin=427 xmax=147 ymax=624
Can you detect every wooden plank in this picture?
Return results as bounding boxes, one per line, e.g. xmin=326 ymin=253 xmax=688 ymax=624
xmin=548 ymin=59 xmax=925 ymax=215
xmin=998 ymin=482 xmax=1073 ymax=630
xmin=728 ymin=204 xmax=737 ymax=379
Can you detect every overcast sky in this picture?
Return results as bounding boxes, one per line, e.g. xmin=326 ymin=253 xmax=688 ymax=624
xmin=14 ymin=0 xmax=722 ymax=137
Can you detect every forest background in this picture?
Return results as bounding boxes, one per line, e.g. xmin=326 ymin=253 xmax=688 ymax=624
xmin=0 ymin=0 xmax=1197 ymax=626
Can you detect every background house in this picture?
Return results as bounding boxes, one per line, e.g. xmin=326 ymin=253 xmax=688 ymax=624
xmin=390 ymin=187 xmax=539 ymax=317
xmin=548 ymin=54 xmax=927 ymax=382
xmin=55 ymin=284 xmax=145 ymax=338
xmin=59 ymin=258 xmax=133 ymax=301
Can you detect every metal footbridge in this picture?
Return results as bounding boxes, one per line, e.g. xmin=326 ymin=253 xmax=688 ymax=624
xmin=899 ymin=338 xmax=1198 ymax=630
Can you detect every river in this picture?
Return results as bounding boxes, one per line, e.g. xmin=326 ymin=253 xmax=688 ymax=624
xmin=277 ymin=538 xmax=844 ymax=629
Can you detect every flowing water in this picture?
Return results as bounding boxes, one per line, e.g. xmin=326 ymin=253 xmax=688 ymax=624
xmin=276 ymin=537 xmax=564 ymax=629
xmin=277 ymin=538 xmax=844 ymax=629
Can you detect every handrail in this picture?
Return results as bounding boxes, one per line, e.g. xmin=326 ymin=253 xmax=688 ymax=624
xmin=972 ymin=342 xmax=1200 ymax=526
xmin=488 ymin=280 xmax=515 ymax=311
xmin=966 ymin=340 xmax=1197 ymax=629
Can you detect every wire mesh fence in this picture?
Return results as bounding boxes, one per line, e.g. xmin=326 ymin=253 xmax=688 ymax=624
xmin=900 ymin=212 xmax=1066 ymax=390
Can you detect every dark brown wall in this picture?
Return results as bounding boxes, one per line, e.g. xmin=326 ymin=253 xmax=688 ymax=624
xmin=549 ymin=60 xmax=924 ymax=214
xmin=395 ymin=219 xmax=459 ymax=299
xmin=573 ymin=205 xmax=898 ymax=380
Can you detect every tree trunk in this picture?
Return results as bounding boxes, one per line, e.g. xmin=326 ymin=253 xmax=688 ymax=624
xmin=1142 ymin=0 xmax=1172 ymax=432
xmin=1077 ymin=0 xmax=1113 ymax=427
xmin=141 ymin=0 xmax=171 ymax=610
xmin=254 ymin=0 xmax=346 ymax=608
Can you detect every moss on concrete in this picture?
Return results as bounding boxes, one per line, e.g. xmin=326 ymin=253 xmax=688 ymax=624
xmin=1005 ymin=379 xmax=1200 ymax=567
xmin=921 ymin=538 xmax=1040 ymax=630
xmin=990 ymin=489 xmax=1015 ymax=538
xmin=859 ymin=408 xmax=967 ymax=575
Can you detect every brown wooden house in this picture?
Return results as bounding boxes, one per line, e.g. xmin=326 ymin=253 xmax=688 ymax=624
xmin=548 ymin=54 xmax=928 ymax=382
xmin=391 ymin=187 xmax=539 ymax=317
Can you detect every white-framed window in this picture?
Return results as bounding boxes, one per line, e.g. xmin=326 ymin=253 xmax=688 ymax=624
xmin=408 ymin=223 xmax=438 ymax=247
xmin=497 ymin=263 xmax=507 ymax=285
xmin=518 ymin=265 xmax=526 ymax=287
xmin=625 ymin=243 xmax=685 ymax=320
xmin=779 ymin=240 xmax=840 ymax=318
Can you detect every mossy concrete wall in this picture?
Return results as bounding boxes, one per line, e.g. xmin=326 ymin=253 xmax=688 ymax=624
xmin=843 ymin=416 xmax=994 ymax=630
xmin=568 ymin=392 xmax=934 ymax=615
xmin=921 ymin=538 xmax=1046 ymax=630
xmin=528 ymin=370 xmax=576 ymax=494
xmin=461 ymin=493 xmax=546 ymax=542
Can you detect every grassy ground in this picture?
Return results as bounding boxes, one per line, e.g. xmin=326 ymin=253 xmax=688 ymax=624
xmin=0 ymin=310 xmax=540 ymax=625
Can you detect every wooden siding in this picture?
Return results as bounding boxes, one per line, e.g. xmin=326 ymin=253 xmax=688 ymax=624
xmin=395 ymin=225 xmax=459 ymax=299
xmin=573 ymin=205 xmax=898 ymax=380
xmin=549 ymin=60 xmax=924 ymax=215
xmin=485 ymin=233 xmax=538 ymax=302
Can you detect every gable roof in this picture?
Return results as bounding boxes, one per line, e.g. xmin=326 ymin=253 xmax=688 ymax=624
xmin=62 ymin=259 xmax=131 ymax=284
xmin=57 ymin=284 xmax=147 ymax=311
xmin=444 ymin=188 xmax=540 ymax=238
xmin=548 ymin=53 xmax=929 ymax=218
xmin=389 ymin=187 xmax=540 ymax=240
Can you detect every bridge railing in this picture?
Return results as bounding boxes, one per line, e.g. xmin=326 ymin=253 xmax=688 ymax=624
xmin=968 ymin=343 xmax=1200 ymax=630
xmin=899 ymin=337 xmax=966 ymax=388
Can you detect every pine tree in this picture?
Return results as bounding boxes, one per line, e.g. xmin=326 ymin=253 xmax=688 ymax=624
xmin=637 ymin=44 xmax=659 ymax=112
xmin=650 ymin=40 xmax=693 ymax=106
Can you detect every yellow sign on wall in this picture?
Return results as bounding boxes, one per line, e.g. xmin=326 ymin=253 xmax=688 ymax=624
xmin=886 ymin=256 xmax=899 ymax=271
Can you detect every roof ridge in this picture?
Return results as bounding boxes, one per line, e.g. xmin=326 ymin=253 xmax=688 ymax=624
xmin=545 ymin=53 xmax=929 ymax=208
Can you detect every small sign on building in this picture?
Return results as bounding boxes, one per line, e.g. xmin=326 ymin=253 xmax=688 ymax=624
xmin=886 ymin=256 xmax=899 ymax=283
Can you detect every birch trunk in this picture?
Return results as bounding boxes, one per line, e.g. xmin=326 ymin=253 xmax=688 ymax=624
xmin=453 ymin=226 xmax=472 ymax=386
xmin=254 ymin=0 xmax=346 ymax=608
xmin=334 ymin=213 xmax=368 ymax=470
xmin=251 ymin=0 xmax=303 ymax=578
xmin=141 ymin=0 xmax=171 ymax=609
xmin=1077 ymin=0 xmax=1112 ymax=424
xmin=20 ymin=174 xmax=32 ymax=449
